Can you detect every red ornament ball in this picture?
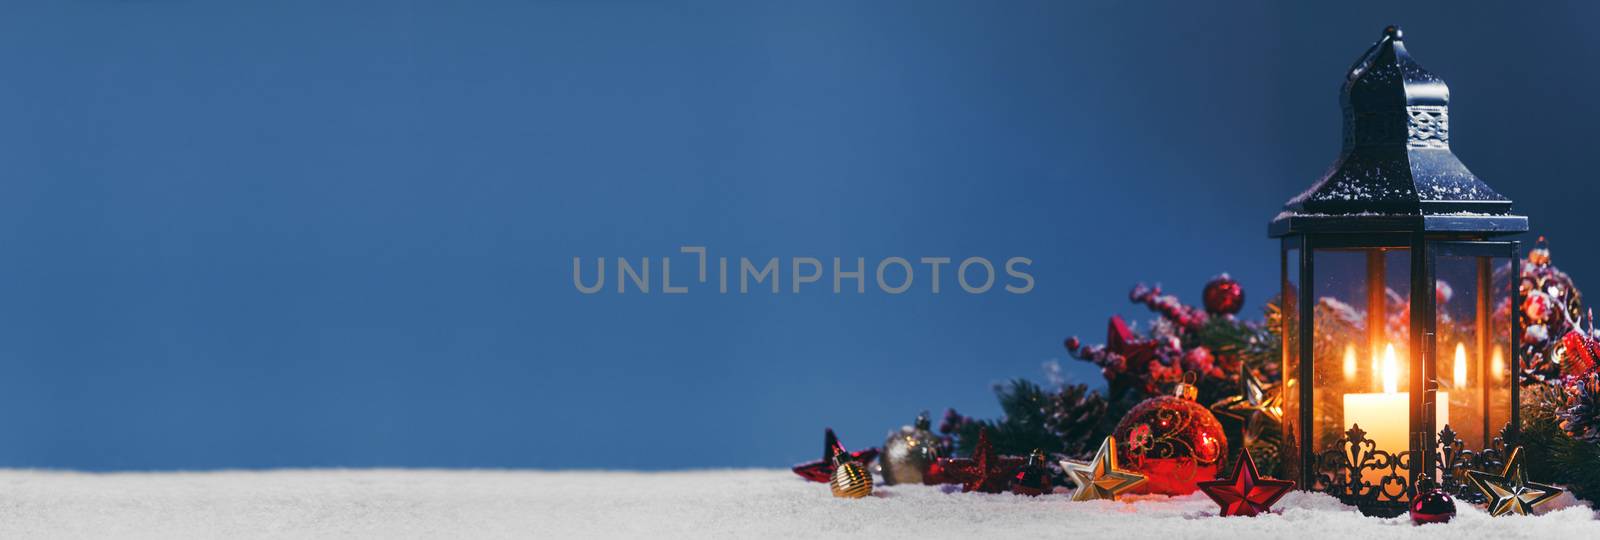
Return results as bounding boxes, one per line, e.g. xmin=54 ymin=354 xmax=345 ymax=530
xmin=1409 ymin=487 xmax=1456 ymax=525
xmin=1524 ymin=291 xmax=1554 ymax=324
xmin=1112 ymin=386 xmax=1228 ymax=495
xmin=1203 ymin=274 xmax=1245 ymax=316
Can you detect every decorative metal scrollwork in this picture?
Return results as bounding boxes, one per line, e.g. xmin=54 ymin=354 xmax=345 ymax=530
xmin=1313 ymin=424 xmax=1412 ymax=507
xmin=1435 ymin=423 xmax=1509 ymax=504
xmin=1406 ymin=105 xmax=1449 ymax=148
xmin=1313 ymin=422 xmax=1512 ymax=513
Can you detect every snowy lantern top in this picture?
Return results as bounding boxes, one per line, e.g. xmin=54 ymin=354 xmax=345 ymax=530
xmin=1269 ymin=26 xmax=1526 ymax=518
xmin=1269 ymin=25 xmax=1527 ymax=238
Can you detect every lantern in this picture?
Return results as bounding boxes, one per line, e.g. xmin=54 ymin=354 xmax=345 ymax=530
xmin=1270 ymin=26 xmax=1525 ymax=517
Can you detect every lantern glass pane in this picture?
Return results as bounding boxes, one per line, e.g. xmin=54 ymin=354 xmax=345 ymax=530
xmin=1436 ymin=255 xmax=1482 ymax=445
xmin=1488 ymin=257 xmax=1515 ymax=445
xmin=1435 ymin=253 xmax=1516 ymax=449
xmin=1311 ymin=248 xmax=1411 ymax=462
xmin=1281 ymin=245 xmax=1300 ymax=480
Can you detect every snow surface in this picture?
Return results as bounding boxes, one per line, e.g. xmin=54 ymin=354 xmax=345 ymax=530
xmin=0 ymin=469 xmax=1595 ymax=539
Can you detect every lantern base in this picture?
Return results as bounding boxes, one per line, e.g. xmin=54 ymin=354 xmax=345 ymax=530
xmin=1301 ymin=423 xmax=1515 ymax=517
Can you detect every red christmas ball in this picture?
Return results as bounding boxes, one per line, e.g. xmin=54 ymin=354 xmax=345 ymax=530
xmin=1524 ymin=291 xmax=1554 ymax=324
xmin=1112 ymin=385 xmax=1228 ymax=495
xmin=1409 ymin=487 xmax=1456 ymax=525
xmin=1203 ymin=274 xmax=1245 ymax=316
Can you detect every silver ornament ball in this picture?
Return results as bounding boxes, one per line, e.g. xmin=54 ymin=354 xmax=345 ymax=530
xmin=879 ymin=412 xmax=942 ymax=485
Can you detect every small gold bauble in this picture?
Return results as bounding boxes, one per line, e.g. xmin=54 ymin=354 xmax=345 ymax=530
xmin=830 ymin=459 xmax=874 ymax=499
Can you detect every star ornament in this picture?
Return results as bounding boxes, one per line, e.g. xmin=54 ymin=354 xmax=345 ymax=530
xmin=791 ymin=428 xmax=879 ymax=483
xmin=1197 ymin=447 xmax=1294 ymax=517
xmin=936 ymin=429 xmax=1025 ymax=493
xmin=1467 ymin=446 xmax=1563 ymax=516
xmin=1062 ymin=436 xmax=1147 ymax=501
xmin=1210 ymin=370 xmax=1283 ymax=445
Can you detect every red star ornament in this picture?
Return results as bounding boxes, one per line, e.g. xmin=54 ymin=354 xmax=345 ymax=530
xmin=1197 ymin=447 xmax=1294 ymax=517
xmin=1107 ymin=316 xmax=1159 ymax=364
xmin=936 ymin=429 xmax=1026 ymax=493
xmin=791 ymin=428 xmax=879 ymax=483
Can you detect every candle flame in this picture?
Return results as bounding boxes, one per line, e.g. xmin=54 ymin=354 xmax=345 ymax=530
xmin=1343 ymin=344 xmax=1357 ymax=381
xmin=1453 ymin=342 xmax=1468 ymax=389
xmin=1382 ymin=344 xmax=1400 ymax=395
xmin=1491 ymin=349 xmax=1505 ymax=381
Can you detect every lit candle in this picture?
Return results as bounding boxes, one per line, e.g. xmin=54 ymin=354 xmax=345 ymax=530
xmin=1383 ymin=343 xmax=1398 ymax=394
xmin=1453 ymin=342 xmax=1468 ymax=389
xmin=1342 ymin=344 xmax=1448 ymax=460
xmin=1343 ymin=344 xmax=1358 ymax=381
xmin=1491 ymin=349 xmax=1505 ymax=381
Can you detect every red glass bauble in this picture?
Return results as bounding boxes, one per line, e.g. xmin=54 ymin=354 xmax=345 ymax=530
xmin=1112 ymin=389 xmax=1228 ymax=495
xmin=1202 ymin=274 xmax=1245 ymax=316
xmin=1409 ymin=488 xmax=1456 ymax=525
xmin=1523 ymin=291 xmax=1553 ymax=324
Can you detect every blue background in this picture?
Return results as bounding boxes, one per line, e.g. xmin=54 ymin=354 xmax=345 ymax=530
xmin=2 ymin=1 xmax=1597 ymax=470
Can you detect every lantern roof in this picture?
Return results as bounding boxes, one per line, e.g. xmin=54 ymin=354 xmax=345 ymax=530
xmin=1269 ymin=26 xmax=1528 ymax=238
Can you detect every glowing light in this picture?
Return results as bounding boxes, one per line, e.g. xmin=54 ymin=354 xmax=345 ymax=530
xmin=1343 ymin=344 xmax=1358 ymax=381
xmin=1344 ymin=343 xmax=1448 ymax=487
xmin=1491 ymin=349 xmax=1505 ymax=381
xmin=1382 ymin=343 xmax=1400 ymax=394
xmin=1453 ymin=342 xmax=1468 ymax=389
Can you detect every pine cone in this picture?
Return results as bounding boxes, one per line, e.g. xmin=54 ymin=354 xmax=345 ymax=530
xmin=1559 ymin=372 xmax=1600 ymax=443
xmin=1246 ymin=438 xmax=1283 ymax=478
xmin=1043 ymin=384 xmax=1110 ymax=459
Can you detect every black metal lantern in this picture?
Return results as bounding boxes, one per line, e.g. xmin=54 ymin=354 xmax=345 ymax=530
xmin=1270 ymin=26 xmax=1526 ymax=516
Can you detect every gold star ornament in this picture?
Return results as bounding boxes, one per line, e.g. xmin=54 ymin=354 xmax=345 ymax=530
xmin=1209 ymin=370 xmax=1282 ymax=445
xmin=1466 ymin=446 xmax=1563 ymax=516
xmin=1061 ymin=436 xmax=1147 ymax=501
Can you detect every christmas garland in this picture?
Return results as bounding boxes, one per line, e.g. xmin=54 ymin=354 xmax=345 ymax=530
xmin=1515 ymin=242 xmax=1600 ymax=501
xmin=942 ymin=273 xmax=1285 ymax=480
xmin=936 ymin=240 xmax=1600 ymax=502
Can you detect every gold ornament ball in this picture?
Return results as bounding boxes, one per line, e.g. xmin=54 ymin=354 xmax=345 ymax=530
xmin=830 ymin=458 xmax=874 ymax=499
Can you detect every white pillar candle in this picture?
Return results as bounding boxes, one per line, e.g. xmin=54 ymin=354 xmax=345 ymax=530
xmin=1341 ymin=344 xmax=1447 ymax=485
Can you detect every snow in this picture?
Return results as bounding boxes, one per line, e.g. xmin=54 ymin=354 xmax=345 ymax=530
xmin=0 ymin=469 xmax=1594 ymax=539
